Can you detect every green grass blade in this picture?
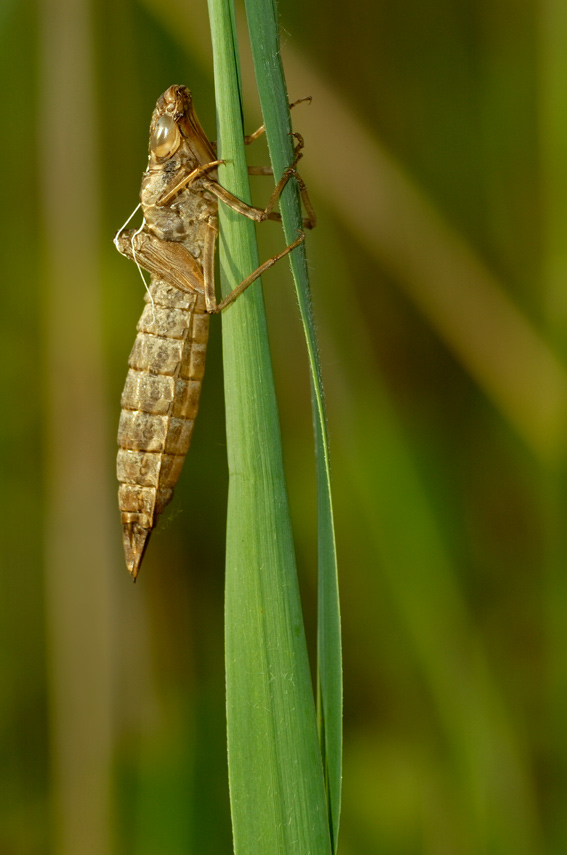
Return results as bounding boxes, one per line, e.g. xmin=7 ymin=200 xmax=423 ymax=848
xmin=243 ymin=0 xmax=342 ymax=847
xmin=206 ymin=2 xmax=332 ymax=854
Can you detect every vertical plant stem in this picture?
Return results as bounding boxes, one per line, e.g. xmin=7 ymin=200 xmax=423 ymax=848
xmin=243 ymin=0 xmax=342 ymax=847
xmin=206 ymin=1 xmax=332 ymax=854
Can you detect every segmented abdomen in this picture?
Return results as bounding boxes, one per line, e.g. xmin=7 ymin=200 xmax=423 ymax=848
xmin=117 ymin=277 xmax=209 ymax=578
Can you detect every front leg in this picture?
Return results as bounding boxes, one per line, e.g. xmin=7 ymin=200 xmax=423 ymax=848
xmin=243 ymin=97 xmax=313 ymax=145
xmin=203 ymin=133 xmax=316 ymax=230
xmin=208 ymin=97 xmax=313 ymax=150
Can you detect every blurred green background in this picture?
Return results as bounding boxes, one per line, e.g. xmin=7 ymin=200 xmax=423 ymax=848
xmin=2 ymin=0 xmax=566 ymax=852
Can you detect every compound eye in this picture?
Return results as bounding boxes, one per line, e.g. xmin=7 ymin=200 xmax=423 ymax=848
xmin=150 ymin=115 xmax=180 ymax=159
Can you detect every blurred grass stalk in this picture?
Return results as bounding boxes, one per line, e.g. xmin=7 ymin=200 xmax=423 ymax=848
xmin=39 ymin=0 xmax=114 ymax=852
xmin=539 ymin=1 xmax=567 ymax=847
xmin=207 ymin=0 xmax=338 ymax=852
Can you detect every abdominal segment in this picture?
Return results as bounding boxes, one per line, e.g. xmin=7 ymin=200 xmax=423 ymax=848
xmin=117 ymin=278 xmax=209 ymax=578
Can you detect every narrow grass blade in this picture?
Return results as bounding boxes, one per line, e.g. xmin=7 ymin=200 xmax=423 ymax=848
xmin=206 ymin=1 xmax=332 ymax=853
xmin=243 ymin=0 xmax=342 ymax=847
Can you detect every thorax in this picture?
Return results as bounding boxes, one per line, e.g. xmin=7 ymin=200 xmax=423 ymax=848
xmin=140 ymin=159 xmax=218 ymax=247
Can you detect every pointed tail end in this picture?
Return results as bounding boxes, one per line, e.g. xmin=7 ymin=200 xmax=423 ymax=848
xmin=122 ymin=521 xmax=152 ymax=581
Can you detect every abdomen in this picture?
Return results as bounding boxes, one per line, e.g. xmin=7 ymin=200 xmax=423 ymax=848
xmin=117 ymin=277 xmax=209 ymax=578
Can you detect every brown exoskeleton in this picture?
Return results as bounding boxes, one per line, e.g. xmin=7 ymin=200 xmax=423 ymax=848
xmin=115 ymin=85 xmax=314 ymax=579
